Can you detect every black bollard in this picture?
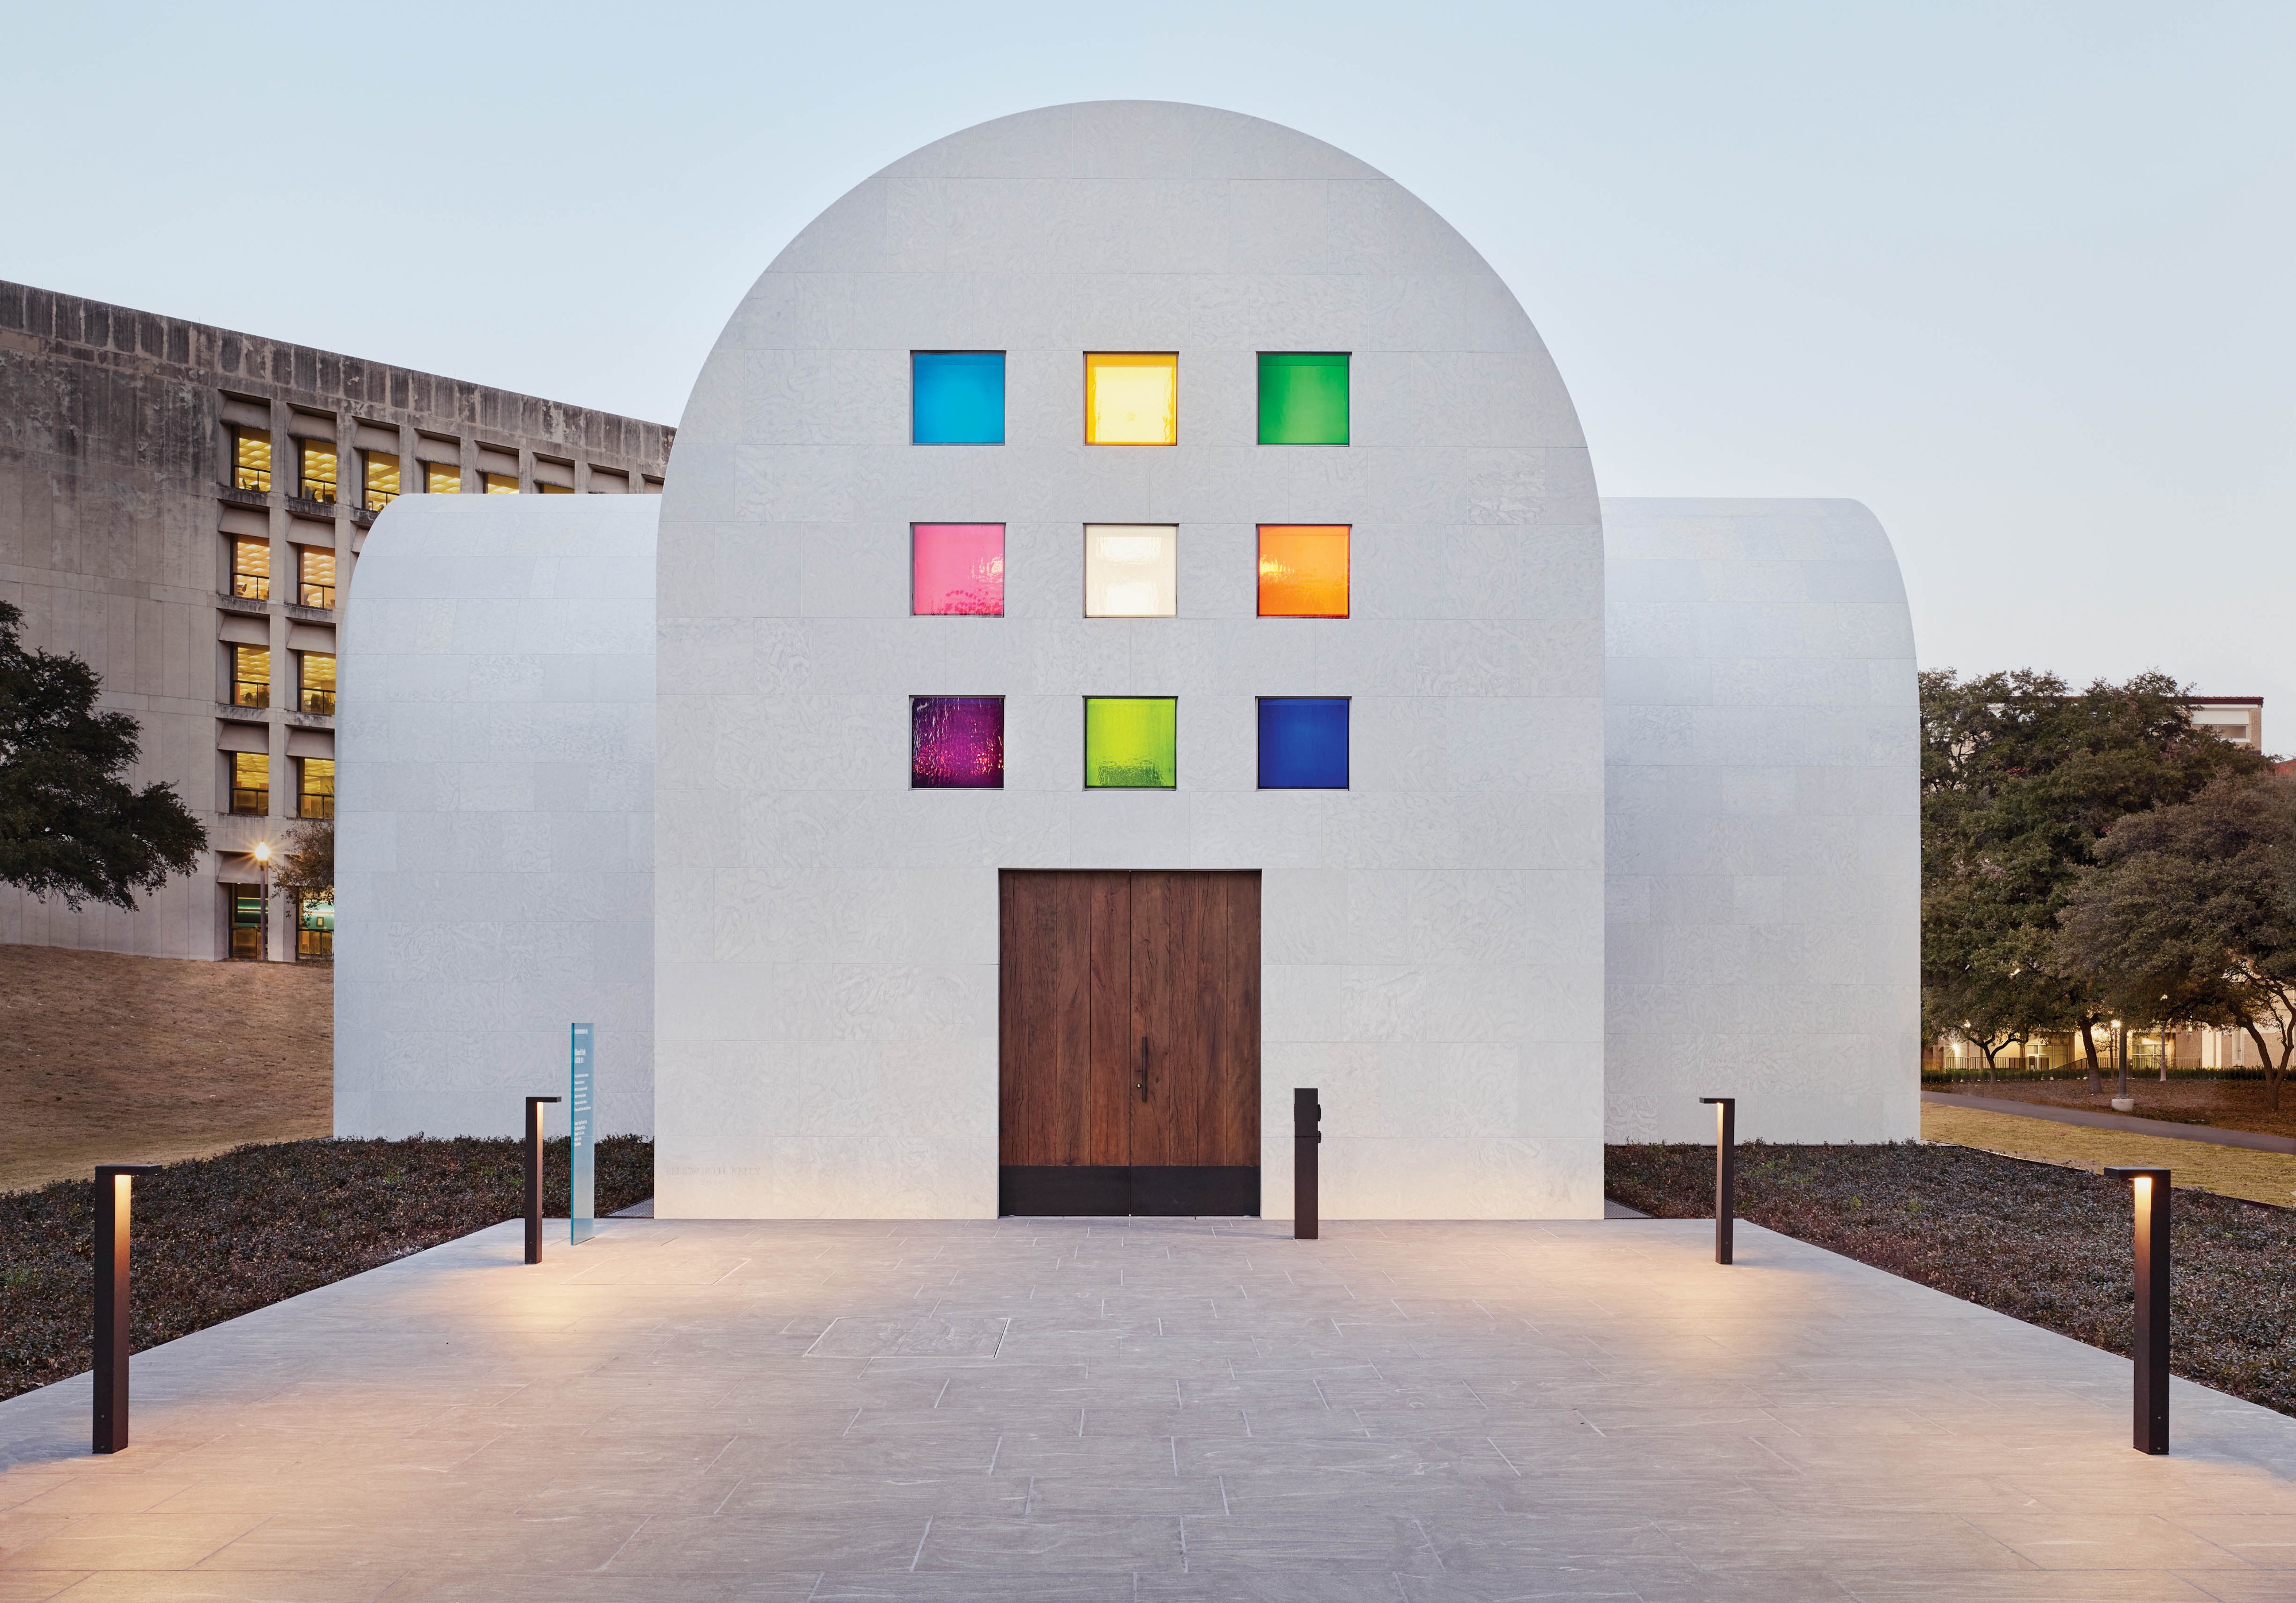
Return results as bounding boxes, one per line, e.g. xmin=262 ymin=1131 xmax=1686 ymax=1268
xmin=1698 ymin=1098 xmax=1735 ymax=1264
xmin=1294 ymin=1087 xmax=1320 ymax=1240
xmin=525 ymin=1096 xmax=561 ymax=1264
xmin=93 ymin=1162 xmax=160 ymax=1453
xmin=2104 ymin=1166 xmax=2171 ymax=1454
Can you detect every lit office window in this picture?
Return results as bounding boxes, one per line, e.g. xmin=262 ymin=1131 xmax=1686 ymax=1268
xmin=1257 ymin=525 xmax=1350 ymax=617
xmin=298 ymin=547 xmax=335 ymax=609
xmin=1084 ymin=353 xmax=1177 ymax=445
xmin=483 ymin=473 xmax=519 ymax=494
xmin=297 ymin=756 xmax=335 ymax=819
xmin=1084 ymin=697 xmax=1177 ymax=788
xmin=230 ymin=750 xmax=269 ymax=814
xmin=231 ymin=645 xmax=270 ymax=709
xmin=298 ymin=439 xmax=338 ymax=503
xmin=1258 ymin=353 xmax=1350 ymax=444
xmin=297 ymin=892 xmax=334 ymax=960
xmin=913 ymin=524 xmax=1005 ymax=615
xmin=912 ymin=352 xmax=1006 ymax=444
xmin=540 ymin=481 xmax=573 ymax=494
xmin=231 ymin=539 xmax=271 ymax=601
xmin=1084 ymin=525 xmax=1178 ymax=617
xmin=910 ymin=696 xmax=1004 ymax=788
xmin=298 ymin=652 xmax=336 ymax=715
xmin=231 ymin=428 xmax=273 ymax=492
xmin=230 ymin=886 xmax=265 ymax=959
xmin=1257 ymin=697 xmax=1349 ymax=788
xmin=364 ymin=451 xmax=400 ymax=510
xmin=425 ymin=459 xmax=463 ymax=493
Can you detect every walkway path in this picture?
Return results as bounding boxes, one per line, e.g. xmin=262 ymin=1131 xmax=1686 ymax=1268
xmin=1922 ymin=1090 xmax=2296 ymax=1155
xmin=3 ymin=1216 xmax=2294 ymax=1599
xmin=1921 ymin=1102 xmax=2296 ymax=1209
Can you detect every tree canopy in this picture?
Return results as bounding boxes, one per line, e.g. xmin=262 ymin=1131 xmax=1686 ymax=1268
xmin=1920 ymin=668 xmax=2268 ymax=1083
xmin=2056 ymin=776 xmax=2296 ymax=1108
xmin=0 ymin=600 xmax=206 ymax=909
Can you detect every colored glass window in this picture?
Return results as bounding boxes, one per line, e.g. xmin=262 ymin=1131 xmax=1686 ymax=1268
xmin=912 ymin=695 xmax=1004 ymax=788
xmin=913 ymin=524 xmax=1005 ymax=615
xmin=1258 ymin=525 xmax=1349 ymax=617
xmin=1084 ymin=525 xmax=1177 ymax=617
xmin=1084 ymin=353 xmax=1177 ymax=445
xmin=1258 ymin=698 xmax=1349 ymax=789
xmin=1084 ymin=697 xmax=1177 ymax=788
xmin=913 ymin=352 xmax=1006 ymax=444
xmin=1259 ymin=353 xmax=1349 ymax=444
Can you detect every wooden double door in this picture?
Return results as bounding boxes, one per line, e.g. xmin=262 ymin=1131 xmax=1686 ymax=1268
xmin=999 ymin=871 xmax=1261 ymax=1215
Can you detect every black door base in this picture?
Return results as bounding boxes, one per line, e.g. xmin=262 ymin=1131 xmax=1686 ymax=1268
xmin=999 ymin=1166 xmax=1261 ymax=1218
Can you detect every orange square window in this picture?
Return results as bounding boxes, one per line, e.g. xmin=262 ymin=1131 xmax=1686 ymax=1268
xmin=1258 ymin=525 xmax=1349 ymax=617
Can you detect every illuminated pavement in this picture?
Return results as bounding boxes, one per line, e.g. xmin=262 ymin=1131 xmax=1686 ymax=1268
xmin=2 ymin=1217 xmax=2294 ymax=1600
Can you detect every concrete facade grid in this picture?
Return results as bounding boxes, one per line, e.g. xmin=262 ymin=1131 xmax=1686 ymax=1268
xmin=654 ymin=102 xmax=1608 ymax=1220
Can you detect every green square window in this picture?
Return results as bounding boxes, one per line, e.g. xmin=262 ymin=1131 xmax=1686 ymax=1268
xmin=1084 ymin=698 xmax=1177 ymax=788
xmin=1258 ymin=353 xmax=1349 ymax=444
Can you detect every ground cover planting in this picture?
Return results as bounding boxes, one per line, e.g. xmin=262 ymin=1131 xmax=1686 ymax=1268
xmin=0 ymin=1135 xmax=651 ymax=1403
xmin=1607 ymin=1140 xmax=2296 ymax=1418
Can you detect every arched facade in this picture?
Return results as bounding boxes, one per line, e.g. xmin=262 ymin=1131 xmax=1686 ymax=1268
xmin=652 ymin=102 xmax=1608 ymax=1218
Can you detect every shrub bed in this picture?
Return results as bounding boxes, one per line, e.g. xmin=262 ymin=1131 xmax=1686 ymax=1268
xmin=1607 ymin=1140 xmax=2296 ymax=1418
xmin=1 ymin=1136 xmax=650 ymax=1403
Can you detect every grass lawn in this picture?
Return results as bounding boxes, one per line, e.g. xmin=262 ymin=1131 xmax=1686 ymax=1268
xmin=1608 ymin=1140 xmax=2296 ymax=1419
xmin=0 ymin=944 xmax=332 ymax=1192
xmin=1928 ymin=1075 xmax=2296 ymax=1140
xmin=0 ymin=1136 xmax=653 ymax=1404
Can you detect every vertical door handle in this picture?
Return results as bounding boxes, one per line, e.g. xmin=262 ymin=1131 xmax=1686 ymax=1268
xmin=1138 ymin=1035 xmax=1150 ymax=1102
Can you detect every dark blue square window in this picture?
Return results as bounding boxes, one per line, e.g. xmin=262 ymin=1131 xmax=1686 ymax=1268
xmin=1258 ymin=697 xmax=1349 ymax=789
xmin=912 ymin=351 xmax=1005 ymax=444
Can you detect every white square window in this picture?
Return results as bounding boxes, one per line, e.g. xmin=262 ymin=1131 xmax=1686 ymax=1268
xmin=1083 ymin=524 xmax=1178 ymax=617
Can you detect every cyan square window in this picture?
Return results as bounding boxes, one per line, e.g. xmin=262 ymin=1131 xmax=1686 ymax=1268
xmin=1258 ymin=697 xmax=1348 ymax=788
xmin=913 ymin=352 xmax=1005 ymax=444
xmin=1258 ymin=353 xmax=1349 ymax=444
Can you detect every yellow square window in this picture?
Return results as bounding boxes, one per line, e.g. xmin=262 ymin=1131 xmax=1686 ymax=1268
xmin=1084 ymin=353 xmax=1177 ymax=446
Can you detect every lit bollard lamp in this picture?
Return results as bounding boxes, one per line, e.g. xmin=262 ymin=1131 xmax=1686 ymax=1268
xmin=1294 ymin=1087 xmax=1321 ymax=1240
xmin=1698 ymin=1097 xmax=1736 ymax=1265
xmin=93 ymin=1162 xmax=160 ymax=1453
xmin=2103 ymin=1165 xmax=2171 ymax=1454
xmin=524 ymin=1095 xmax=561 ymax=1265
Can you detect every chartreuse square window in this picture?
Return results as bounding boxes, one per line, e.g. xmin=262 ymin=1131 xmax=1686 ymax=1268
xmin=1258 ymin=525 xmax=1349 ymax=617
xmin=1258 ymin=698 xmax=1349 ymax=788
xmin=1084 ymin=697 xmax=1177 ymax=788
xmin=1084 ymin=353 xmax=1177 ymax=444
xmin=913 ymin=352 xmax=1005 ymax=444
xmin=1259 ymin=353 xmax=1349 ymax=444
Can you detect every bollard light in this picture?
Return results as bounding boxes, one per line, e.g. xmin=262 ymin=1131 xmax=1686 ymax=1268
xmin=1698 ymin=1097 xmax=1736 ymax=1265
xmin=1293 ymin=1087 xmax=1321 ymax=1240
xmin=2103 ymin=1165 xmax=2171 ymax=1454
xmin=93 ymin=1162 xmax=160 ymax=1453
xmin=524 ymin=1096 xmax=561 ymax=1265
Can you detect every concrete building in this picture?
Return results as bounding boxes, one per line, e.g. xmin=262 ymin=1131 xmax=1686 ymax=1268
xmin=336 ymin=102 xmax=1923 ymax=1210
xmin=0 ymin=281 xmax=671 ymax=964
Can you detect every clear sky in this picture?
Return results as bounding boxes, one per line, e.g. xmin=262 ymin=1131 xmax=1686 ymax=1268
xmin=7 ymin=2 xmax=2290 ymax=733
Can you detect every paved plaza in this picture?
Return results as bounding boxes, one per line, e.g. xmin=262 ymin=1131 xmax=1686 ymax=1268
xmin=3 ymin=1216 xmax=2294 ymax=1600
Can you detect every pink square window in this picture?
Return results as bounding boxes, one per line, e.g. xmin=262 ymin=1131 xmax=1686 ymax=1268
xmin=913 ymin=524 xmax=1005 ymax=615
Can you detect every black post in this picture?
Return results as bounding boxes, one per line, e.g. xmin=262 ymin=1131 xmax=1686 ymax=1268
xmin=92 ymin=1162 xmax=160 ymax=1453
xmin=525 ymin=1096 xmax=561 ymax=1265
xmin=2105 ymin=1166 xmax=2171 ymax=1454
xmin=1293 ymin=1087 xmax=1320 ymax=1240
xmin=1699 ymin=1098 xmax=1735 ymax=1265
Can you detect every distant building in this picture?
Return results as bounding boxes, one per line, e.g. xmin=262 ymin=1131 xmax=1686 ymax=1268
xmin=2190 ymin=696 xmax=2264 ymax=751
xmin=0 ymin=281 xmax=673 ymax=963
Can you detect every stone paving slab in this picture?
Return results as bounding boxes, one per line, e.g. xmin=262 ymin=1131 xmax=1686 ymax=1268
xmin=2 ymin=1216 xmax=2293 ymax=1600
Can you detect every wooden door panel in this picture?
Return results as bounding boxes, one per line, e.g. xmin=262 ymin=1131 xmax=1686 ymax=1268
xmin=1129 ymin=871 xmax=1258 ymax=1168
xmin=999 ymin=872 xmax=1091 ymax=1166
xmin=1217 ymin=873 xmax=1262 ymax=1166
xmin=1083 ymin=872 xmax=1134 ymax=1167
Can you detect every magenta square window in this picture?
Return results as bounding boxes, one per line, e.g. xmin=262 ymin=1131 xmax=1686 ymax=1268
xmin=913 ymin=524 xmax=1005 ymax=615
xmin=912 ymin=695 xmax=1004 ymax=788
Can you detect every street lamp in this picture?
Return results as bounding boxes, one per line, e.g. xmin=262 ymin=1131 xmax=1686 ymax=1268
xmin=93 ymin=1162 xmax=160 ymax=1453
xmin=251 ymin=841 xmax=272 ymax=962
xmin=2103 ymin=1166 xmax=2171 ymax=1454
